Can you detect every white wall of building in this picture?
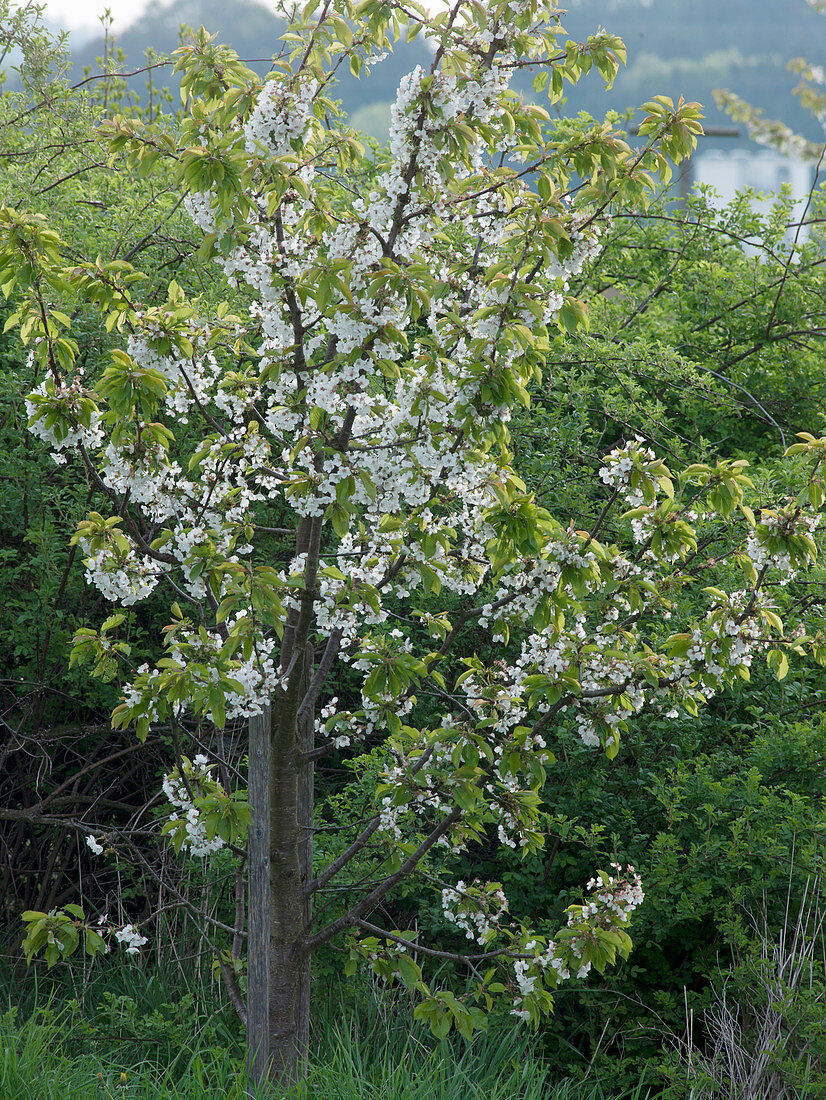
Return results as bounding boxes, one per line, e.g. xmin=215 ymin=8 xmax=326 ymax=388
xmin=693 ymin=149 xmax=815 ymax=242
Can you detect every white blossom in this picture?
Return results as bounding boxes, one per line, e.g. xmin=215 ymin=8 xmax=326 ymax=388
xmin=114 ymin=923 xmax=148 ymax=955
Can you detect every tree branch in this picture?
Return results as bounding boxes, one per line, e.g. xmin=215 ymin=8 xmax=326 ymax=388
xmin=306 ymin=805 xmax=462 ymax=950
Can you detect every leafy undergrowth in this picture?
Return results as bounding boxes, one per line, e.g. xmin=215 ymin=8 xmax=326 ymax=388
xmin=0 ymin=963 xmax=652 ymax=1100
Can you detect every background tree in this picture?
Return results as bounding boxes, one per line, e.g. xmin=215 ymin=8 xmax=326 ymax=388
xmin=0 ymin=2 xmax=214 ymax=951
xmin=452 ymin=185 xmax=826 ymax=1086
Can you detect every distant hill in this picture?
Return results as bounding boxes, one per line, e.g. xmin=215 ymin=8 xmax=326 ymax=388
xmin=73 ymin=0 xmax=293 ymax=75
xmin=67 ymin=0 xmax=826 ymax=145
xmin=559 ymin=0 xmax=826 ymax=142
xmin=70 ymin=0 xmax=433 ymax=136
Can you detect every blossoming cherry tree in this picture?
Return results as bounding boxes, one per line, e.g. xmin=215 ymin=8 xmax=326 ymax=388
xmin=2 ymin=0 xmax=822 ymax=1089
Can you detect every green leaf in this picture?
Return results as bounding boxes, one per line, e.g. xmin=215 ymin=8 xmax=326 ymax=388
xmin=396 ymin=954 xmax=421 ymax=990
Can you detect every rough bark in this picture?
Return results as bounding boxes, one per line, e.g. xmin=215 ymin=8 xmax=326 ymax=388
xmin=246 ymin=705 xmax=271 ymax=1092
xmin=248 ymin=518 xmax=320 ymax=1091
xmin=296 ymin=642 xmax=315 ymax=1068
xmin=267 ymin=686 xmax=308 ymax=1086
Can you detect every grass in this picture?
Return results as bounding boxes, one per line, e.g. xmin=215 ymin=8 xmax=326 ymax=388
xmin=295 ymin=1022 xmax=653 ymax=1100
xmin=0 ymin=963 xmax=654 ymax=1099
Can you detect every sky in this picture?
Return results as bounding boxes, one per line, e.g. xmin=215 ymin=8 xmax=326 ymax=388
xmin=42 ymin=0 xmax=152 ymax=34
xmin=37 ymin=0 xmax=443 ymax=37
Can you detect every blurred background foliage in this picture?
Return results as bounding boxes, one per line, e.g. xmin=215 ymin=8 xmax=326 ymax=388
xmin=7 ymin=0 xmax=826 ymax=141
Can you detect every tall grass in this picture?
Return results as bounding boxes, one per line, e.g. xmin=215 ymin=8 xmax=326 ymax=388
xmin=296 ymin=1021 xmax=652 ymax=1100
xmin=0 ymin=962 xmax=652 ymax=1100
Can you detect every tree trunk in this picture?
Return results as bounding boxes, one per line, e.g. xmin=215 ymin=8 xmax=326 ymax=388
xmin=247 ymin=644 xmax=315 ymax=1093
xmin=247 ymin=705 xmax=271 ymax=1093
xmin=267 ymin=644 xmax=313 ymax=1084
xmin=297 ymin=642 xmax=314 ymax=1065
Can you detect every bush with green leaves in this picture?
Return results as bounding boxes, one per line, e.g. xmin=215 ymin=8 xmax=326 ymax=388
xmin=414 ymin=187 xmax=826 ymax=1083
xmin=0 ymin=3 xmax=244 ymax=945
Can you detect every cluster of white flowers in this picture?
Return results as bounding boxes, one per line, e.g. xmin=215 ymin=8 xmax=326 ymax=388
xmin=471 ymin=578 xmax=656 ymax=753
xmin=83 ymin=546 xmax=160 ymax=606
xmin=510 ymin=864 xmax=644 ymax=1018
xmin=441 ymin=880 xmax=508 ymax=944
xmin=480 ymin=531 xmax=601 ymax=640
xmin=377 ymin=792 xmax=405 ymax=841
xmin=315 ymin=696 xmax=355 ymax=748
xmin=25 ymin=373 xmax=104 ymax=465
xmin=513 ymin=956 xmax=537 ymax=1004
xmin=582 ymin=864 xmax=644 ymax=924
xmin=183 ymin=187 xmax=220 ymax=234
xmin=510 ymin=940 xmax=584 ymax=1020
xmin=741 ymin=114 xmax=823 ymax=162
xmin=244 ymin=77 xmax=318 ymax=159
xmin=599 ymin=437 xmax=662 ymax=540
xmin=680 ymin=588 xmax=774 ymax=684
xmin=128 ymin=332 xmax=225 ymax=423
xmin=374 ymin=730 xmax=485 ymax=849
xmin=745 ymin=507 xmax=820 ymax=583
xmin=490 ymin=775 xmax=535 ymax=849
xmin=114 ymin=923 xmax=148 ymax=955
xmin=162 ymin=755 xmax=225 ymax=858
